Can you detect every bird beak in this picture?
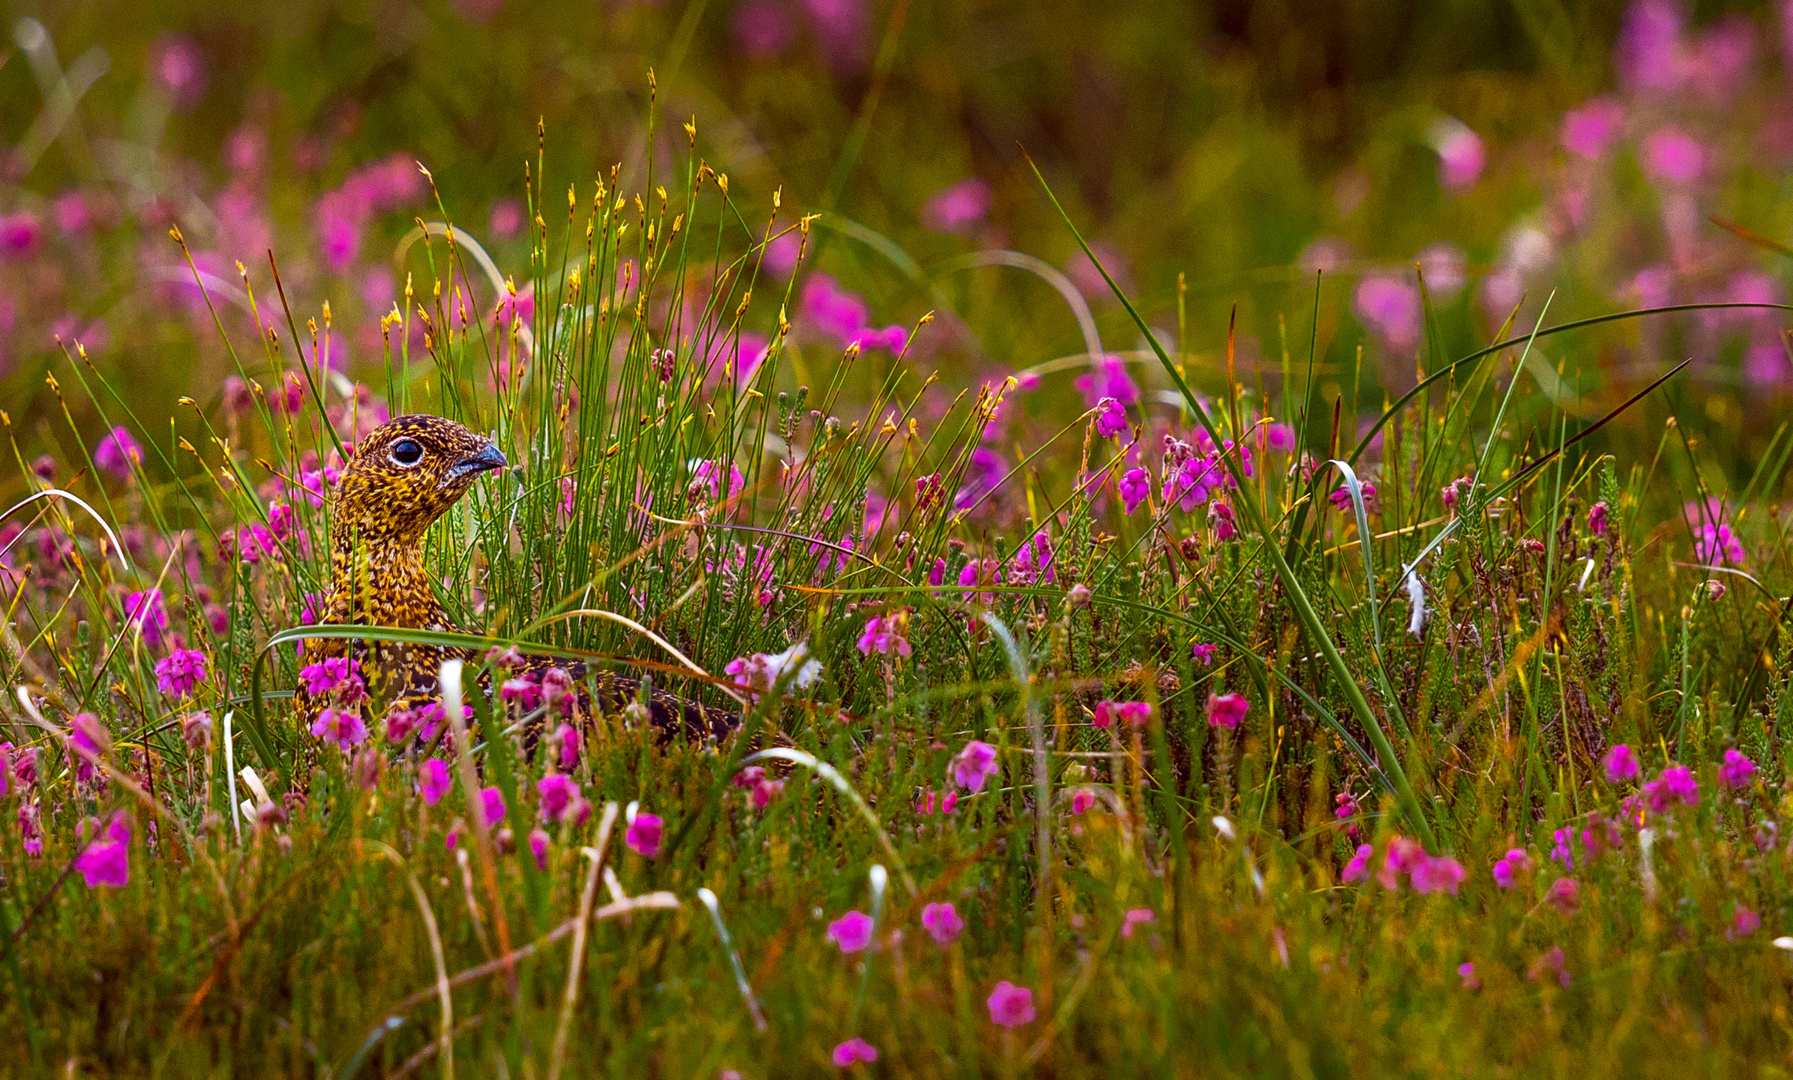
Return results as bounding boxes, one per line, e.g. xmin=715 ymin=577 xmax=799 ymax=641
xmin=448 ymin=442 xmax=508 ymax=483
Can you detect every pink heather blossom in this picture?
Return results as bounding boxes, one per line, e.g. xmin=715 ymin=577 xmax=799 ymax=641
xmin=1581 ymin=814 xmax=1622 ymax=863
xmin=528 ymin=827 xmax=551 ymax=871
xmin=1546 ymin=877 xmax=1580 ymax=915
xmin=0 ymin=211 xmax=43 ymax=254
xmin=1550 ymin=828 xmax=1575 ymax=870
xmin=1492 ymin=848 xmax=1534 ymax=890
xmin=444 ymin=821 xmax=463 ymax=851
xmin=476 ymin=786 xmax=506 ymax=825
xmin=1561 ymin=98 xmax=1625 ymax=160
xmin=501 ymin=674 xmax=543 ymax=711
xmin=1429 ymin=117 xmax=1485 ymax=190
xmin=1378 ymin=836 xmax=1426 ymax=890
xmin=927 ymin=558 xmax=947 ymax=588
xmin=952 ymin=740 xmax=1000 ymax=793
xmin=1729 ymin=907 xmax=1762 ymax=940
xmin=827 ymin=910 xmax=875 ymax=953
xmin=1642 ymin=128 xmax=1705 ymax=183
xmin=1719 ymin=749 xmax=1758 ymax=790
xmin=1093 ymin=397 xmax=1128 ymax=438
xmin=1072 ymin=355 xmax=1140 ymax=408
xmin=691 ymin=458 xmax=746 ymax=503
xmin=986 ymin=981 xmax=1036 ymax=1027
xmin=1417 ymin=243 xmax=1467 ymax=299
xmin=309 ymin=708 xmax=368 ymax=753
xmin=538 ymin=773 xmax=579 ymax=823
xmin=1119 ymin=468 xmax=1152 ymax=515
xmin=419 ymin=759 xmax=451 ymax=805
xmin=830 ymin=1037 xmax=879 ymax=1067
xmin=1121 ymin=908 xmax=1156 ymax=939
xmin=1588 ymin=501 xmax=1611 ymax=536
xmin=1011 ymin=532 xmax=1054 ymax=585
xmin=1190 ymin=642 xmax=1218 ymax=666
xmin=1602 ymin=744 xmax=1641 ymax=783
xmin=155 ymin=649 xmax=208 ymax=698
xmin=69 ymin=713 xmax=107 ymax=781
xmin=856 ymin=614 xmax=912 ymax=658
xmin=555 ymin=722 xmax=581 ymax=771
xmin=1206 ymin=692 xmax=1249 ymax=731
xmin=1458 ymin=962 xmax=1482 ymax=990
xmin=1643 ymin=764 xmax=1700 ymax=814
xmin=1093 ymin=700 xmax=1152 ymax=729
xmin=488 ymin=197 xmax=524 ymax=238
xmin=93 ymin=426 xmax=143 ymax=479
xmin=1329 ymin=480 xmax=1378 ymax=513
xmin=1410 ymin=855 xmax=1467 ymax=896
xmin=1209 ymin=500 xmax=1239 ymax=542
xmin=300 ymin=656 xmax=363 ymax=699
xmin=923 ymin=178 xmax=990 ymax=234
xmin=181 ymin=711 xmax=213 ymax=750
xmin=1694 ymin=523 xmax=1745 ymax=565
xmin=625 ymin=812 xmax=663 ymax=857
xmin=150 ymin=34 xmax=206 ymax=107
xmin=74 ymin=815 xmax=131 ymax=889
xmin=921 ymin=902 xmax=964 ymax=945
xmin=126 ymin=589 xmax=169 ymax=645
xmin=1343 ymin=845 xmax=1375 ymax=884
xmin=1354 ymin=277 xmax=1421 ymax=353
xmin=1529 ymin=945 xmax=1570 ymax=989
xmin=1616 ymin=0 xmax=1683 ymax=91
xmin=1070 ymin=789 xmax=1095 ymax=815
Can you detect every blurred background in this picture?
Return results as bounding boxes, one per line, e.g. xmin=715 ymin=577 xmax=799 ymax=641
xmin=1 ymin=0 xmax=1789 ymax=477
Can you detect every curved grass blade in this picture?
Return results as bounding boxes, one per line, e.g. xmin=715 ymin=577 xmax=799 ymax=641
xmin=738 ymin=746 xmax=919 ymax=896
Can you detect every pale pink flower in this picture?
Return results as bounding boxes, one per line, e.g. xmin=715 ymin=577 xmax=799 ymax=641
xmin=1719 ymin=748 xmax=1758 ymax=790
xmin=952 ymin=740 xmax=999 ymax=793
xmin=923 ymin=178 xmax=990 ymax=235
xmin=1121 ymin=908 xmax=1156 ymax=939
xmin=986 ymin=981 xmax=1036 ymax=1027
xmin=921 ymin=902 xmax=964 ymax=945
xmin=827 ymin=910 xmax=875 ymax=953
xmin=419 ymin=759 xmax=451 ymax=805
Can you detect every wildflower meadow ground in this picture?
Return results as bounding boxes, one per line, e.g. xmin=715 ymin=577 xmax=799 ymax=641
xmin=5 ymin=1 xmax=1793 ymax=1076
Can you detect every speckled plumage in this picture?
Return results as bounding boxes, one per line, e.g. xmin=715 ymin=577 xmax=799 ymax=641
xmin=296 ymin=414 xmax=736 ymax=744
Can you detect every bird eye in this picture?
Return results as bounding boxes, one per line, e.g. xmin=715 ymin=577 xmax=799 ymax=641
xmin=389 ymin=439 xmax=424 ymax=467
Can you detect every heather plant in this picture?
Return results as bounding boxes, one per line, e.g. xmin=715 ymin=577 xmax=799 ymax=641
xmin=4 ymin=3 xmax=1793 ymax=1078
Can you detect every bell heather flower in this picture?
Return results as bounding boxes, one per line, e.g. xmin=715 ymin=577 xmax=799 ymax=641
xmin=555 ymin=722 xmax=581 ymax=771
xmin=1190 ymin=642 xmax=1218 ymax=666
xmin=1329 ymin=480 xmax=1378 ymax=512
xmin=1208 ymin=500 xmax=1238 ymax=541
xmin=830 ymin=1038 xmax=879 ymax=1067
xmin=526 ymin=827 xmax=551 ymax=871
xmin=1093 ymin=396 xmax=1128 ymax=438
xmin=1588 ymin=500 xmax=1611 ymax=535
xmin=1410 ymin=855 xmax=1467 ymax=896
xmin=538 ymin=773 xmax=579 ymax=823
xmin=1121 ymin=908 xmax=1156 ymax=939
xmin=1719 ymin=748 xmax=1758 ymax=790
xmin=827 ymin=910 xmax=875 ymax=953
xmin=1528 ymin=946 xmax=1570 ymax=989
xmin=93 ymin=426 xmax=143 ymax=480
xmin=501 ymin=673 xmax=543 ymax=710
xmin=309 ymin=708 xmax=368 ymax=753
xmin=923 ymin=177 xmax=989 ymax=233
xmin=1694 ymin=522 xmax=1745 ymax=565
xmin=1011 ymin=531 xmax=1054 ymax=584
xmin=1643 ymin=764 xmax=1699 ymax=813
xmin=1093 ymin=700 xmax=1151 ymax=728
xmin=1546 ymin=877 xmax=1580 ymax=915
xmin=1492 ymin=848 xmax=1534 ymax=889
xmin=125 ymin=589 xmax=169 ymax=645
xmin=952 ymin=740 xmax=1000 ymax=793
xmin=1118 ymin=467 xmax=1152 ymax=515
xmin=74 ymin=815 xmax=131 ymax=889
xmin=155 ymin=649 xmax=209 ymax=698
xmin=1070 ymin=788 xmax=1095 ymax=815
xmin=181 ymin=711 xmax=213 ymax=750
xmin=1206 ymin=692 xmax=1249 ymax=730
xmin=419 ymin=759 xmax=451 ymax=805
xmin=1378 ymin=836 xmax=1426 ymax=890
xmin=1550 ymin=828 xmax=1575 ymax=870
xmin=1729 ymin=907 xmax=1762 ymax=940
xmin=1601 ymin=744 xmax=1640 ymax=783
xmin=920 ymin=901 xmax=964 ymax=945
xmin=625 ymin=811 xmax=663 ymax=857
xmin=856 ymin=613 xmax=912 ymax=658
xmin=478 ymin=786 xmax=506 ymax=825
xmin=1458 ymin=962 xmax=1482 ymax=990
xmin=300 ymin=656 xmax=363 ymax=699
xmin=986 ymin=981 xmax=1037 ymax=1027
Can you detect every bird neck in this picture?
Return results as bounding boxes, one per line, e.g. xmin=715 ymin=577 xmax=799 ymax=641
xmin=326 ymin=531 xmax=439 ymax=628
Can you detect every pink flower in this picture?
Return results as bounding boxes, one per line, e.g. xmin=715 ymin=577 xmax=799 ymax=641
xmin=952 ymin=740 xmax=1000 ymax=793
xmin=150 ymin=33 xmax=206 ymax=107
xmin=1601 ymin=744 xmax=1640 ymax=783
xmin=1642 ymin=128 xmax=1705 ymax=183
xmin=538 ymin=773 xmax=579 ymax=823
xmin=1643 ymin=764 xmax=1699 ymax=813
xmin=1457 ymin=961 xmax=1481 ymax=990
xmin=1492 ymin=848 xmax=1534 ymax=890
xmin=1411 ymin=855 xmax=1466 ymax=896
xmin=300 ymin=656 xmax=363 ymax=699
xmin=1429 ymin=117 xmax=1484 ymax=190
xmin=555 ymin=722 xmax=581 ymax=771
xmin=1355 ymin=276 xmax=1421 ymax=353
xmin=923 ymin=178 xmax=990 ymax=235
xmin=986 ymin=981 xmax=1036 ymax=1027
xmin=1378 ymin=836 xmax=1426 ymax=890
xmin=501 ymin=673 xmax=543 ymax=710
xmin=1693 ymin=523 xmax=1745 ymax=565
xmin=1093 ymin=397 xmax=1128 ymax=438
xmin=1093 ymin=700 xmax=1152 ymax=728
xmin=827 ymin=910 xmax=875 ymax=953
xmin=856 ymin=614 xmax=912 ymax=658
xmin=1719 ymin=748 xmax=1758 ymax=790
xmin=1121 ymin=908 xmax=1156 ymax=939
xmin=830 ymin=1037 xmax=879 ymax=1067
xmin=1546 ymin=877 xmax=1580 ymax=915
xmin=1206 ymin=692 xmax=1249 ymax=731
xmin=309 ymin=708 xmax=368 ymax=753
xmin=155 ymin=649 xmax=208 ymax=698
xmin=921 ymin=902 xmax=964 ymax=945
xmin=479 ymin=786 xmax=507 ymax=825
xmin=1190 ymin=642 xmax=1218 ymax=666
xmin=74 ymin=815 xmax=131 ymax=889
xmin=0 ymin=211 xmax=42 ymax=254
xmin=626 ymin=812 xmax=663 ymax=857
xmin=93 ymin=427 xmax=142 ymax=479
xmin=1528 ymin=945 xmax=1570 ymax=989
xmin=419 ymin=759 xmax=451 ymax=805
xmin=1011 ymin=532 xmax=1054 ymax=585
xmin=1070 ymin=789 xmax=1095 ymax=815
xmin=1118 ymin=468 xmax=1152 ymax=515
xmin=1072 ymin=356 xmax=1139 ymax=408
xmin=528 ymin=828 xmax=551 ymax=871
xmin=1561 ymin=98 xmax=1625 ymax=160
xmin=1729 ymin=907 xmax=1762 ymax=940
xmin=489 ymin=197 xmax=524 ymax=238
xmin=1329 ymin=480 xmax=1378 ymax=513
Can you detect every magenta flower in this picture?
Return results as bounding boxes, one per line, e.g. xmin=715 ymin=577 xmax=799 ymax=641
xmin=309 ymin=708 xmax=368 ymax=753
xmin=501 ymin=673 xmax=543 ymax=710
xmin=1328 ymin=480 xmax=1378 ymax=513
xmin=181 ymin=710 xmax=213 ymax=750
xmin=1354 ymin=276 xmax=1421 ymax=353
xmin=1118 ymin=468 xmax=1152 ymax=515
xmin=1411 ymin=855 xmax=1467 ymax=896
xmin=93 ymin=426 xmax=143 ymax=480
xmin=1206 ymin=692 xmax=1249 ymax=731
xmin=1492 ymin=848 xmax=1534 ymax=890
xmin=1694 ymin=522 xmax=1745 ymax=565
xmin=538 ymin=773 xmax=579 ymax=823
xmin=1560 ymin=98 xmax=1624 ymax=160
xmin=1529 ymin=945 xmax=1570 ymax=989
xmin=952 ymin=740 xmax=1000 ymax=793
xmin=626 ymin=811 xmax=663 ymax=857
xmin=1011 ymin=532 xmax=1054 ymax=585
xmin=986 ymin=981 xmax=1036 ymax=1027
xmin=856 ymin=614 xmax=912 ymax=658
xmin=1072 ymin=355 xmax=1139 ymax=408
xmin=124 ymin=588 xmax=169 ymax=646
xmin=922 ymin=178 xmax=990 ymax=235
xmin=0 ymin=211 xmax=43 ymax=254
xmin=1643 ymin=127 xmax=1705 ymax=183
xmin=555 ymin=722 xmax=581 ymax=771
xmin=827 ymin=909 xmax=875 ymax=953
xmin=528 ymin=828 xmax=551 ymax=871
xmin=1093 ymin=397 xmax=1128 ymax=438
xmin=1190 ymin=642 xmax=1218 ymax=666
xmin=1429 ymin=117 xmax=1485 ymax=190
xmin=1550 ymin=828 xmax=1575 ymax=870
xmin=300 ymin=656 xmax=363 ymax=699
xmin=74 ymin=815 xmax=131 ymax=889
xmin=479 ymin=786 xmax=507 ymax=825
xmin=1378 ymin=836 xmax=1426 ymax=890
xmin=1121 ymin=908 xmax=1156 ymax=939
xmin=1719 ymin=748 xmax=1758 ymax=790
xmin=1729 ymin=907 xmax=1762 ymax=940
xmin=1070 ymin=789 xmax=1095 ymax=815
xmin=1458 ymin=961 xmax=1481 ymax=991
xmin=419 ymin=759 xmax=451 ymax=805
xmin=1601 ymin=744 xmax=1641 ymax=783
xmin=155 ymin=649 xmax=209 ymax=698
xmin=1093 ymin=700 xmax=1151 ymax=729
xmin=70 ymin=713 xmax=108 ymax=777
xmin=1644 ymin=764 xmax=1700 ymax=813
xmin=1546 ymin=877 xmax=1580 ymax=915
xmin=921 ymin=902 xmax=964 ymax=945
xmin=830 ymin=1037 xmax=879 ymax=1067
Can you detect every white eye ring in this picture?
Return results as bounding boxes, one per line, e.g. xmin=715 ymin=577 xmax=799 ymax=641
xmin=389 ymin=439 xmax=425 ymax=468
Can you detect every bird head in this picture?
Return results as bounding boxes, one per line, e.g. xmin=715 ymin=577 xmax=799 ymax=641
xmin=328 ymin=415 xmax=508 ymax=545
